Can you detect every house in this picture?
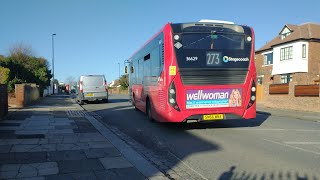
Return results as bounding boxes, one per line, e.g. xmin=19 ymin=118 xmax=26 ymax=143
xmin=255 ymin=23 xmax=320 ymax=112
xmin=108 ymin=80 xmax=121 ymax=88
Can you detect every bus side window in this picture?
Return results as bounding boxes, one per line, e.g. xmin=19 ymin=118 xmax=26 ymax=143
xmin=138 ymin=59 xmax=144 ymax=84
xmin=130 ymin=66 xmax=134 ymax=73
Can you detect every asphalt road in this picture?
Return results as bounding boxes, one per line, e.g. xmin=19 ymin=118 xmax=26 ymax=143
xmin=81 ymin=94 xmax=320 ymax=180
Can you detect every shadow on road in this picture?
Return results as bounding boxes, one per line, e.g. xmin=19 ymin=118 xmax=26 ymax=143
xmin=161 ymin=113 xmax=269 ymax=130
xmin=83 ymin=95 xmax=319 ymax=179
xmin=87 ymin=95 xmax=275 ymax=179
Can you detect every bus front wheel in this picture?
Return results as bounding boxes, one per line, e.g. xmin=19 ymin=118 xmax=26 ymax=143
xmin=132 ymin=95 xmax=139 ymax=111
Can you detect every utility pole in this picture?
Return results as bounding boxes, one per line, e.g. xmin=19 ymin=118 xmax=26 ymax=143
xmin=52 ymin=33 xmax=56 ymax=95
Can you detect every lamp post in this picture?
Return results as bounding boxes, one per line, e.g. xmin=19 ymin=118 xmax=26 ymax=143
xmin=52 ymin=34 xmax=56 ymax=95
xmin=118 ymin=62 xmax=120 ymax=79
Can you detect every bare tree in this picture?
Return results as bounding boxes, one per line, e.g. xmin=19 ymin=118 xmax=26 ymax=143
xmin=65 ymin=76 xmax=77 ymax=87
xmin=9 ymin=43 xmax=33 ymax=57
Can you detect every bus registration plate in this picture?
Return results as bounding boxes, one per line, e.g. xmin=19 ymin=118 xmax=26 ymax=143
xmin=203 ymin=114 xmax=224 ymax=120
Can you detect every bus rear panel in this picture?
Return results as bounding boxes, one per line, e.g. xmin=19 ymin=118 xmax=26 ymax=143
xmin=128 ymin=21 xmax=256 ymax=123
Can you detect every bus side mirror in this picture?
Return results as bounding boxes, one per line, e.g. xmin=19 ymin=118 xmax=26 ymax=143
xmin=125 ymin=66 xmax=128 ymax=74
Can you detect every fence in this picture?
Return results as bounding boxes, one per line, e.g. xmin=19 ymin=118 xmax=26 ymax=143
xmin=0 ymin=84 xmax=8 ymax=119
xmin=108 ymin=88 xmax=129 ymax=95
xmin=295 ymin=85 xmax=319 ymax=97
xmin=15 ymin=84 xmax=40 ymax=107
xmin=269 ymin=84 xmax=289 ymax=94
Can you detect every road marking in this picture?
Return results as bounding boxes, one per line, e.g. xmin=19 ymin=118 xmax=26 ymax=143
xmin=235 ymin=128 xmax=320 ymax=132
xmin=284 ymin=142 xmax=320 ymax=145
xmin=263 ymin=139 xmax=320 ymax=155
xmin=168 ymin=151 xmax=208 ymax=180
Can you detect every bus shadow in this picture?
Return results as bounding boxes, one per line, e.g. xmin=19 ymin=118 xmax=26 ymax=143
xmin=90 ymin=104 xmax=223 ymax=178
xmin=89 ymin=100 xmax=320 ymax=179
xmin=108 ymin=98 xmax=130 ymax=103
xmin=161 ymin=113 xmax=269 ymax=130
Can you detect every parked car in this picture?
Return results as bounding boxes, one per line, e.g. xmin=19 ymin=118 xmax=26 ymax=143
xmin=76 ymin=75 xmax=108 ymax=105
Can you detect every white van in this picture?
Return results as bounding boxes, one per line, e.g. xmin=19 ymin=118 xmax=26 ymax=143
xmin=76 ymin=75 xmax=108 ymax=105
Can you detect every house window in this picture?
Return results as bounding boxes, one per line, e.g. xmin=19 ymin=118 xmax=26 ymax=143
xmin=280 ymin=32 xmax=291 ymax=40
xmin=280 ymin=46 xmax=293 ymax=61
xmin=264 ymin=53 xmax=273 ymax=65
xmin=280 ymin=73 xmax=293 ymax=83
xmin=302 ymin=44 xmax=306 ymax=58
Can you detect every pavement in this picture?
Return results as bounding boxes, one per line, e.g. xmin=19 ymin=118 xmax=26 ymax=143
xmin=0 ymin=95 xmax=166 ymax=180
xmin=257 ymin=104 xmax=320 ymax=122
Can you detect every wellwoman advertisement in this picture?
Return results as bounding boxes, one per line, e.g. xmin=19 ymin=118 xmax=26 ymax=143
xmin=186 ymin=89 xmax=242 ymax=109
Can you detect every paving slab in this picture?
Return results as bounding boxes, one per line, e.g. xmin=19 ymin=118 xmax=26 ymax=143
xmin=47 ymin=150 xmax=87 ymax=161
xmin=99 ymin=156 xmax=133 ymax=169
xmin=84 ymin=148 xmax=121 ymax=159
xmin=0 ymin=152 xmax=47 ymax=164
xmin=0 ymin=162 xmax=58 ymax=179
xmin=57 ymin=159 xmax=104 ymax=174
xmin=46 ymin=171 xmax=97 ymax=180
xmin=15 ymin=130 xmax=48 ymax=135
xmin=56 ymin=143 xmax=89 ymax=151
xmin=11 ymin=144 xmax=57 ymax=152
xmin=0 ymin=145 xmax=12 ymax=153
xmin=94 ymin=168 xmax=145 ymax=180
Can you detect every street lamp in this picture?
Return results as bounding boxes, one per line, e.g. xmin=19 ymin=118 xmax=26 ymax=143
xmin=117 ymin=62 xmax=120 ymax=79
xmin=52 ymin=34 xmax=56 ymax=95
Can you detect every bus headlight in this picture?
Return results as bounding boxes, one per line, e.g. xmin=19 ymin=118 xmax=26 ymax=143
xmin=251 ymin=87 xmax=256 ymax=92
xmin=251 ymin=96 xmax=256 ymax=101
xmin=169 ymin=89 xmax=175 ymax=94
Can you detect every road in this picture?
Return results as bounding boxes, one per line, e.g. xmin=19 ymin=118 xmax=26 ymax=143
xmin=81 ymin=94 xmax=320 ymax=180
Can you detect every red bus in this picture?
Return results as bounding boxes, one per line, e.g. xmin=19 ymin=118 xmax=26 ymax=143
xmin=126 ymin=20 xmax=256 ymax=123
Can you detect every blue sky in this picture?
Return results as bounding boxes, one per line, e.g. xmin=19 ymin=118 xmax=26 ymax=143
xmin=0 ymin=0 xmax=319 ymax=84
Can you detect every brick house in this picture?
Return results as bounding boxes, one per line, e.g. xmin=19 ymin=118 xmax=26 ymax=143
xmin=255 ymin=23 xmax=320 ymax=111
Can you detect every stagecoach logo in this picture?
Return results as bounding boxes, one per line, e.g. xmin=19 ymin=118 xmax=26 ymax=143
xmin=223 ymin=56 xmax=249 ymax=63
xmin=186 ymin=56 xmax=198 ymax=61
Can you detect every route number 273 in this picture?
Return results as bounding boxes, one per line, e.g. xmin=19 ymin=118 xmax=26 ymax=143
xmin=206 ymin=52 xmax=221 ymax=66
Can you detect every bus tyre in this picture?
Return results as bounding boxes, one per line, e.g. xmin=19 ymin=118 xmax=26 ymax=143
xmin=147 ymin=100 xmax=154 ymax=122
xmin=132 ymin=96 xmax=139 ymax=111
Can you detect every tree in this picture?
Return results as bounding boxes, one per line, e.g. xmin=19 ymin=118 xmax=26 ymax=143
xmin=0 ymin=67 xmax=10 ymax=84
xmin=53 ymin=79 xmax=59 ymax=85
xmin=65 ymin=76 xmax=77 ymax=87
xmin=119 ymin=74 xmax=129 ymax=89
xmin=1 ymin=44 xmax=52 ymax=92
xmin=0 ymin=55 xmax=5 ymax=62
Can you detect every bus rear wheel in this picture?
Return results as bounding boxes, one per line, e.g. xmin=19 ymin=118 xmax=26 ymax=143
xmin=146 ymin=100 xmax=154 ymax=122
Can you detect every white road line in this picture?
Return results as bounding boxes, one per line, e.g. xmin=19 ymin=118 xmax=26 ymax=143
xmin=168 ymin=151 xmax=208 ymax=180
xmin=263 ymin=139 xmax=320 ymax=156
xmin=284 ymin=142 xmax=320 ymax=145
xmin=235 ymin=128 xmax=320 ymax=132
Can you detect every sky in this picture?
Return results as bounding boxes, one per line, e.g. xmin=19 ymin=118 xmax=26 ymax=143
xmin=0 ymin=0 xmax=319 ymax=84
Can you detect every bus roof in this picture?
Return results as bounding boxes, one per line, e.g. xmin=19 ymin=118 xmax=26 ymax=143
xmin=198 ymin=19 xmax=235 ymax=24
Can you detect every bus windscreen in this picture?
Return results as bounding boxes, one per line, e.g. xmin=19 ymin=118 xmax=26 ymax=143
xmin=172 ymin=25 xmax=252 ymax=69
